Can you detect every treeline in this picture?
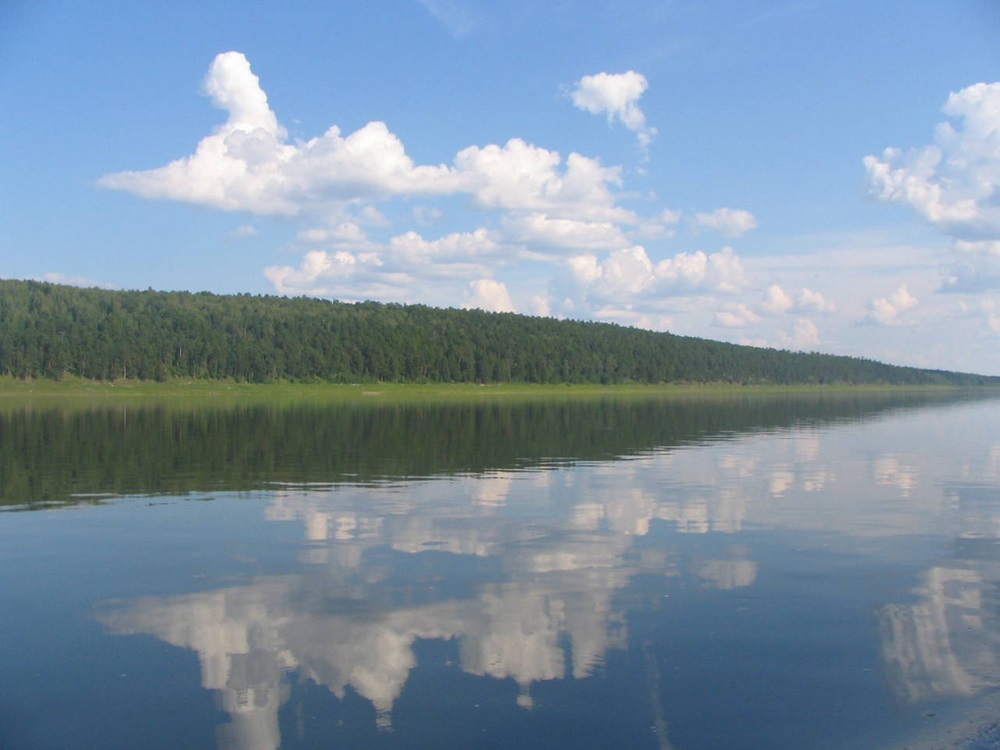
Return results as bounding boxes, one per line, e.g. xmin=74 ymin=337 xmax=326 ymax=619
xmin=0 ymin=279 xmax=994 ymax=385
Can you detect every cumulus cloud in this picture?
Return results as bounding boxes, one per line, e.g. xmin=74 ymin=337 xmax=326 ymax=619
xmin=714 ymin=304 xmax=760 ymax=328
xmin=692 ymin=208 xmax=758 ymax=237
xmin=782 ymin=319 xmax=821 ymax=349
xmin=760 ymin=284 xmax=834 ymax=315
xmin=659 ymin=208 xmax=683 ymax=226
xmin=267 ymin=249 xmax=373 ymax=296
xmin=594 ymin=246 xmax=657 ymax=298
xmin=760 ymin=284 xmax=794 ymax=314
xmin=864 ymin=82 xmax=1000 ymax=240
xmin=454 ymin=140 xmax=633 ymax=222
xmin=264 ymin=227 xmax=507 ymax=301
xmin=99 ymin=53 xmax=634 ymax=227
xmin=388 ymin=228 xmax=500 ymax=274
xmin=654 ymin=247 xmax=746 ymax=293
xmin=98 ymin=52 xmax=658 ymax=307
xmin=634 ymin=208 xmax=683 ymax=240
xmin=202 ymin=51 xmax=282 ymax=136
xmin=529 ymin=294 xmax=551 ymax=317
xmin=99 ymin=52 xmax=459 ymax=214
xmin=464 ymin=279 xmax=515 ymax=312
xmin=866 ymin=284 xmax=918 ymax=325
xmin=796 ymin=288 xmax=835 ymax=313
xmin=565 ymin=245 xmax=747 ymax=309
xmin=297 ymin=222 xmax=368 ymax=245
xmin=501 ymin=213 xmax=630 ymax=251
xmin=571 ymin=71 xmax=657 ymax=149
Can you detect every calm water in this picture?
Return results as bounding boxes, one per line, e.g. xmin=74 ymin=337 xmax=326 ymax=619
xmin=2 ymin=390 xmax=1000 ymax=749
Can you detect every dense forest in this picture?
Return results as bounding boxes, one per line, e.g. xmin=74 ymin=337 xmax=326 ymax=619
xmin=0 ymin=279 xmax=995 ymax=386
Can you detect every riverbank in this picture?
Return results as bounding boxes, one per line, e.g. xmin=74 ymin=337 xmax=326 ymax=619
xmin=0 ymin=376 xmax=985 ymax=403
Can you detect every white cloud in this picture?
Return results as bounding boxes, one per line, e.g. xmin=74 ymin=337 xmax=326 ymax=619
xmin=760 ymin=284 xmax=794 ymax=314
xmin=358 ymin=206 xmax=391 ymax=226
xmin=761 ymin=285 xmax=834 ymax=315
xmin=714 ymin=304 xmax=760 ymax=328
xmin=202 ymin=51 xmax=283 ymax=136
xmin=866 ymin=284 xmax=918 ymax=325
xmin=264 ymin=249 xmax=386 ymax=297
xmin=633 ymin=208 xmax=683 ymax=240
xmin=529 ymin=294 xmax=551 ymax=317
xmin=563 ymin=246 xmax=747 ymax=312
xmin=567 ymin=254 xmax=603 ymax=285
xmin=783 ymin=319 xmax=821 ymax=350
xmin=264 ymin=227 xmax=505 ymax=302
xmin=454 ymin=139 xmax=633 ymax=222
xmin=464 ymin=279 xmax=515 ymax=312
xmin=796 ymin=288 xmax=835 ymax=313
xmin=99 ymin=51 xmax=652 ymax=310
xmin=501 ymin=213 xmax=630 ymax=251
xmin=653 ymin=247 xmax=746 ymax=293
xmin=295 ymin=206 xmax=388 ymax=248
xmin=571 ymin=71 xmax=657 ymax=149
xmin=692 ymin=208 xmax=758 ymax=237
xmin=956 ymin=240 xmax=1000 ymax=256
xmin=388 ymin=228 xmax=499 ymax=273
xmin=596 ymin=245 xmax=656 ymax=297
xmin=659 ymin=208 xmax=683 ymax=226
xmin=297 ymin=222 xmax=368 ymax=245
xmin=864 ymin=81 xmax=1000 ymax=240
xmin=99 ymin=52 xmax=460 ymax=215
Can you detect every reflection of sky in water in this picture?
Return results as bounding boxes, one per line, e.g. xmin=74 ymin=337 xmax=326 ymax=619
xmin=4 ymin=395 xmax=1000 ymax=749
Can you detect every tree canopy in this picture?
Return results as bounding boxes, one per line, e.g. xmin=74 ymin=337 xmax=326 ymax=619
xmin=0 ymin=279 xmax=994 ymax=386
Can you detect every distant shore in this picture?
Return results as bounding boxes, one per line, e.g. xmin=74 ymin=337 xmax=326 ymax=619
xmin=0 ymin=376 xmax=993 ymax=404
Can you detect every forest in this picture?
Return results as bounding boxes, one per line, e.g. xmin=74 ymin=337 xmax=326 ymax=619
xmin=0 ymin=278 xmax=995 ymax=386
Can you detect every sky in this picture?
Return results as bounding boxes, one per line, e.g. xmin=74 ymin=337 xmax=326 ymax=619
xmin=1 ymin=1 xmax=999 ymax=374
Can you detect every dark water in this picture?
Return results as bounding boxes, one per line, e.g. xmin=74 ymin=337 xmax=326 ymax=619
xmin=2 ymin=390 xmax=1000 ymax=749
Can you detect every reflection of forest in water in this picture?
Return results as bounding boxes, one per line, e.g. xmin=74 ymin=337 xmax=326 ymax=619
xmin=81 ymin=391 xmax=1000 ymax=750
xmin=2 ymin=389 xmax=994 ymax=507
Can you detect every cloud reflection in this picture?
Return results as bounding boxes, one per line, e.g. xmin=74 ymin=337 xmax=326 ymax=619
xmin=96 ymin=399 xmax=1000 ymax=748
xmin=881 ymin=558 xmax=1000 ymax=703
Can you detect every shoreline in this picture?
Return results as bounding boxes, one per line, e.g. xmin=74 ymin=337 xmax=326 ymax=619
xmin=0 ymin=376 xmax=992 ymax=401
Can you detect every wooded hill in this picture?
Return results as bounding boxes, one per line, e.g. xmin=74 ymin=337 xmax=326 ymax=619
xmin=0 ymin=279 xmax=995 ymax=386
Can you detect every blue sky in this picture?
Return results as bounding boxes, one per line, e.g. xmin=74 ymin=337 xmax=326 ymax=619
xmin=2 ymin=1 xmax=999 ymax=373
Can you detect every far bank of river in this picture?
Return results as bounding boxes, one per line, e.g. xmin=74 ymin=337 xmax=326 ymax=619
xmin=0 ymin=376 xmax=990 ymax=407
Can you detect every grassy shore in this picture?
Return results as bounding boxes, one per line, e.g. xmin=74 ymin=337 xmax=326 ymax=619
xmin=0 ymin=375 xmax=984 ymax=405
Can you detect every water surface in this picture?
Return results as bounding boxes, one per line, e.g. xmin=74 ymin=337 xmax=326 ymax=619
xmin=2 ymin=390 xmax=999 ymax=749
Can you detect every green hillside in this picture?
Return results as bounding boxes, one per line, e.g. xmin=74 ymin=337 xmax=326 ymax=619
xmin=0 ymin=279 xmax=994 ymax=386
